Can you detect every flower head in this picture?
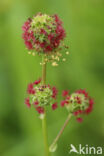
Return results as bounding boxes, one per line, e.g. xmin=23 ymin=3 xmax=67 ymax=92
xmin=22 ymin=13 xmax=69 ymax=66
xmin=61 ymin=89 xmax=94 ymax=122
xmin=25 ymin=79 xmax=58 ymax=115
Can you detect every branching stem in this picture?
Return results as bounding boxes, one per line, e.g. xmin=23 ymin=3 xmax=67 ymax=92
xmin=49 ymin=113 xmax=72 ymax=151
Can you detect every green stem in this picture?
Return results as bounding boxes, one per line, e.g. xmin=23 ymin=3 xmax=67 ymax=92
xmin=49 ymin=113 xmax=72 ymax=152
xmin=41 ymin=56 xmax=50 ymax=156
xmin=42 ymin=113 xmax=50 ymax=156
xmin=42 ymin=56 xmax=46 ymax=85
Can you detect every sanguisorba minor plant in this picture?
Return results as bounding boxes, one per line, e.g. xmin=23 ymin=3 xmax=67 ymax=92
xmin=22 ymin=13 xmax=94 ymax=156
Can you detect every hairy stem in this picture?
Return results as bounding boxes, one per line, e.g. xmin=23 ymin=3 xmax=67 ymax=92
xmin=49 ymin=113 xmax=72 ymax=152
xmin=42 ymin=56 xmax=50 ymax=156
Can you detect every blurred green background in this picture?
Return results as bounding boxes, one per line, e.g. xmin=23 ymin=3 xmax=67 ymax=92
xmin=0 ymin=0 xmax=104 ymax=156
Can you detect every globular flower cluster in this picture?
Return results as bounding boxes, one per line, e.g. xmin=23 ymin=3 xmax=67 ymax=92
xmin=22 ymin=13 xmax=69 ymax=66
xmin=61 ymin=89 xmax=94 ymax=122
xmin=25 ymin=79 xmax=58 ymax=115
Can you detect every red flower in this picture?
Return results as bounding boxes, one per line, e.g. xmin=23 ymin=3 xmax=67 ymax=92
xmin=76 ymin=89 xmax=88 ymax=98
xmin=85 ymin=98 xmax=94 ymax=114
xmin=25 ymin=41 xmax=33 ymax=50
xmin=25 ymin=97 xmax=31 ymax=108
xmin=27 ymin=83 xmax=35 ymax=94
xmin=25 ymin=79 xmax=58 ymax=114
xmin=73 ymin=111 xmax=79 ymax=116
xmin=75 ymin=96 xmax=82 ymax=104
xmin=89 ymin=98 xmax=94 ymax=106
xmin=36 ymin=106 xmax=44 ymax=114
xmin=76 ymin=117 xmax=83 ymax=123
xmin=60 ymin=100 xmax=68 ymax=107
xmin=73 ymin=110 xmax=83 ymax=116
xmin=34 ymin=101 xmax=39 ymax=105
xmin=22 ymin=13 xmax=66 ymax=53
xmin=45 ymin=45 xmax=52 ymax=52
xmin=62 ymin=90 xmax=69 ymax=97
xmin=22 ymin=18 xmax=34 ymax=50
xmin=40 ymin=42 xmax=46 ymax=48
xmin=52 ymin=102 xmax=58 ymax=110
xmin=33 ymin=79 xmax=41 ymax=85
xmin=52 ymin=87 xmax=58 ymax=99
xmin=54 ymin=14 xmax=62 ymax=25
xmin=48 ymin=33 xmax=54 ymax=41
xmin=66 ymin=96 xmax=70 ymax=100
xmin=61 ymin=88 xmax=94 ymax=123
xmin=22 ymin=19 xmax=31 ymax=31
xmin=40 ymin=29 xmax=47 ymax=35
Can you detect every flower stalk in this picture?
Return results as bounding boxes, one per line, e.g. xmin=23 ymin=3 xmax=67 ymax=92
xmin=42 ymin=56 xmax=46 ymax=85
xmin=41 ymin=56 xmax=50 ymax=156
xmin=49 ymin=113 xmax=72 ymax=152
xmin=42 ymin=113 xmax=50 ymax=156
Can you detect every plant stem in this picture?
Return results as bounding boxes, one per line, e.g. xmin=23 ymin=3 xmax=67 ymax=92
xmin=41 ymin=56 xmax=50 ymax=156
xmin=42 ymin=56 xmax=46 ymax=85
xmin=49 ymin=113 xmax=72 ymax=151
xmin=42 ymin=114 xmax=50 ymax=156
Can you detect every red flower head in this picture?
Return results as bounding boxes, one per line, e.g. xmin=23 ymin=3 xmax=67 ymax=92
xmin=22 ymin=13 xmax=66 ymax=52
xmin=22 ymin=13 xmax=69 ymax=66
xmin=61 ymin=89 xmax=94 ymax=123
xmin=25 ymin=79 xmax=58 ymax=116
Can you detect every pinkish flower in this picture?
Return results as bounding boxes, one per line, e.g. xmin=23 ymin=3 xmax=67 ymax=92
xmin=34 ymin=101 xmax=39 ymax=105
xmin=52 ymin=102 xmax=58 ymax=110
xmin=40 ymin=42 xmax=46 ymax=48
xmin=77 ymin=117 xmax=83 ymax=123
xmin=85 ymin=98 xmax=94 ymax=114
xmin=62 ymin=90 xmax=69 ymax=97
xmin=25 ymin=97 xmax=31 ymax=108
xmin=61 ymin=89 xmax=94 ymax=122
xmin=75 ymin=96 xmax=82 ymax=104
xmin=25 ymin=41 xmax=33 ymax=50
xmin=52 ymin=87 xmax=58 ymax=99
xmin=73 ymin=110 xmax=83 ymax=116
xmin=33 ymin=79 xmax=41 ymax=85
xmin=36 ymin=106 xmax=44 ymax=114
xmin=22 ymin=13 xmax=66 ymax=53
xmin=27 ymin=83 xmax=35 ymax=94
xmin=22 ymin=18 xmax=31 ymax=31
xmin=61 ymin=100 xmax=65 ymax=107
xmin=45 ymin=45 xmax=53 ymax=52
xmin=76 ymin=89 xmax=88 ymax=98
xmin=61 ymin=100 xmax=68 ymax=107
xmin=66 ymin=96 xmax=71 ymax=100
xmin=40 ymin=29 xmax=47 ymax=35
xmin=54 ymin=14 xmax=62 ymax=24
xmin=25 ymin=79 xmax=58 ymax=115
